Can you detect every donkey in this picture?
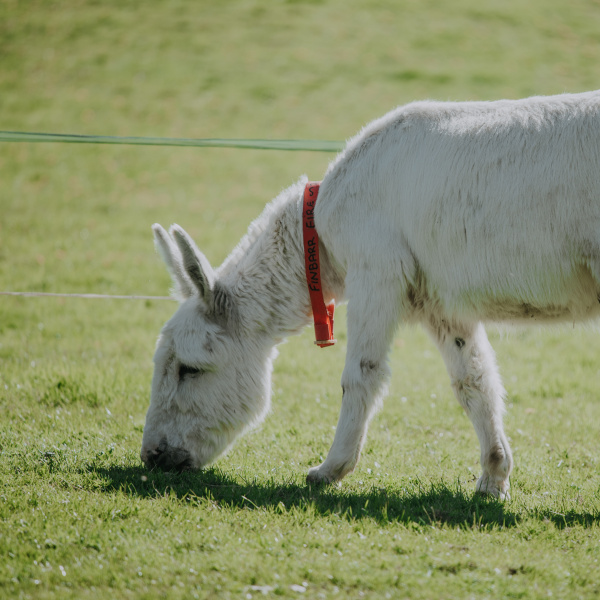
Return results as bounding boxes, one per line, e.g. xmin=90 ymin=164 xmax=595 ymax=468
xmin=141 ymin=90 xmax=600 ymax=499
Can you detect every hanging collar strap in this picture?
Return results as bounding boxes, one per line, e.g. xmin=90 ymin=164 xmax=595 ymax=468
xmin=302 ymin=181 xmax=336 ymax=347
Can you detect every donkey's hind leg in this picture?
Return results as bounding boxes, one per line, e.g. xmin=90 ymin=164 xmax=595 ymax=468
xmin=425 ymin=319 xmax=513 ymax=499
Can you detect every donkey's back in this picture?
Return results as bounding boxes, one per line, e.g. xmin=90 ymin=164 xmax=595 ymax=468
xmin=317 ymin=90 xmax=600 ymax=325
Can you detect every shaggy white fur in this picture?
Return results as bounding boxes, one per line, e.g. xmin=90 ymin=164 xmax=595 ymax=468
xmin=141 ymin=90 xmax=600 ymax=499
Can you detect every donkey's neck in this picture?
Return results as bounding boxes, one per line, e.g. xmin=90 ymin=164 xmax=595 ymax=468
xmin=218 ymin=181 xmax=345 ymax=342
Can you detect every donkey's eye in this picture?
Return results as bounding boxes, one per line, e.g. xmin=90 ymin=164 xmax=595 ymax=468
xmin=178 ymin=364 xmax=204 ymax=379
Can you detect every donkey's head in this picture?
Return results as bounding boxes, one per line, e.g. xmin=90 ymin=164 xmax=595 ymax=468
xmin=141 ymin=224 xmax=275 ymax=472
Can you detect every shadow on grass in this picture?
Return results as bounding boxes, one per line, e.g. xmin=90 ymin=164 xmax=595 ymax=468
xmin=85 ymin=463 xmax=533 ymax=529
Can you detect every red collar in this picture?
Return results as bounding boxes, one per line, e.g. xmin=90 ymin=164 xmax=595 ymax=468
xmin=302 ymin=182 xmax=336 ymax=347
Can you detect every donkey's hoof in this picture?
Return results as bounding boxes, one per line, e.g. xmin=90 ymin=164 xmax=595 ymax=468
xmin=307 ymin=466 xmax=334 ymax=485
xmin=476 ymin=474 xmax=511 ymax=500
xmin=306 ymin=465 xmax=342 ymax=486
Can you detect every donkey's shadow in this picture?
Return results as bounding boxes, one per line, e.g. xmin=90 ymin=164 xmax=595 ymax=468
xmin=87 ymin=465 xmax=598 ymax=529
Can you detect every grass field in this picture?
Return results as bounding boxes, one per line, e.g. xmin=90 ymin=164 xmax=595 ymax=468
xmin=2 ymin=1 xmax=600 ymax=598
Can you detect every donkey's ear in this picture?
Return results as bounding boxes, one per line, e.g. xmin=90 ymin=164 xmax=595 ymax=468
xmin=170 ymin=225 xmax=215 ymax=305
xmin=152 ymin=223 xmax=195 ymax=300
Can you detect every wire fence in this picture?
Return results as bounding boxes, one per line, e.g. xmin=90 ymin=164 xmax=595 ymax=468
xmin=1 ymin=130 xmax=343 ymax=300
xmin=0 ymin=130 xmax=345 ymax=152
xmin=0 ymin=291 xmax=174 ymax=301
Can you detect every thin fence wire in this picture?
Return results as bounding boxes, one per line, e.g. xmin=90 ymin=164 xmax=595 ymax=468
xmin=1 ymin=130 xmax=343 ymax=301
xmin=0 ymin=291 xmax=175 ymax=301
xmin=0 ymin=130 xmax=345 ymax=152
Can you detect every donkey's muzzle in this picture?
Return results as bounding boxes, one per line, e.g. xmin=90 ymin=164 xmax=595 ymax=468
xmin=143 ymin=438 xmax=193 ymax=472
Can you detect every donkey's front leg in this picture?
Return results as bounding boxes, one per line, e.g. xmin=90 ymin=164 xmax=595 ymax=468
xmin=307 ymin=274 xmax=402 ymax=484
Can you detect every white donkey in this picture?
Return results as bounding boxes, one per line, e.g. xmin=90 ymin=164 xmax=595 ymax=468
xmin=142 ymin=90 xmax=600 ymax=499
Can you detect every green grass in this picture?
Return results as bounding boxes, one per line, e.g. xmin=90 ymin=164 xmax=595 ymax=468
xmin=2 ymin=0 xmax=600 ymax=598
